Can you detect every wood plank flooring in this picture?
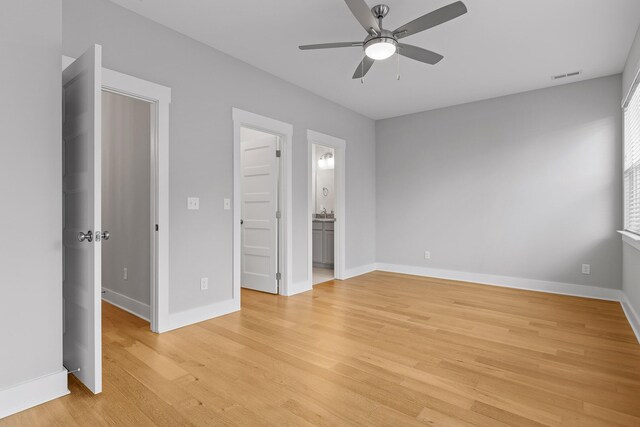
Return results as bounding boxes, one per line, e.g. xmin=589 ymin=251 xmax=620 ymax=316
xmin=3 ymin=271 xmax=640 ymax=426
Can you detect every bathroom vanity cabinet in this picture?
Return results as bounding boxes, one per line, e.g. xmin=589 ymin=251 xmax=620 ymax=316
xmin=312 ymin=220 xmax=334 ymax=268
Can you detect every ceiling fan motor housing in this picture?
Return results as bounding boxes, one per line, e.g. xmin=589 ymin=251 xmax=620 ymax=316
xmin=363 ymin=31 xmax=397 ymax=51
xmin=371 ymin=4 xmax=390 ymax=19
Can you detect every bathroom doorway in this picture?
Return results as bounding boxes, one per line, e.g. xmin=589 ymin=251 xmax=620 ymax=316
xmin=311 ymin=144 xmax=336 ymax=284
xmin=307 ymin=130 xmax=346 ymax=287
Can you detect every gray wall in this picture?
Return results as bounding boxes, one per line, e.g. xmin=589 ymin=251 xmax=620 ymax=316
xmin=376 ymin=75 xmax=623 ymax=290
xmin=102 ymin=92 xmax=151 ymax=307
xmin=623 ymin=25 xmax=640 ymax=101
xmin=623 ymin=24 xmax=640 ymax=317
xmin=0 ymin=0 xmax=62 ymax=389
xmin=62 ymin=0 xmax=376 ymax=313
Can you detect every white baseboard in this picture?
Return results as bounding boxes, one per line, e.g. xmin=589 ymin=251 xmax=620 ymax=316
xmin=284 ymin=280 xmax=312 ymax=296
xmin=162 ymin=298 xmax=240 ymax=333
xmin=621 ymin=292 xmax=640 ymax=344
xmin=375 ymin=263 xmax=622 ymax=301
xmin=342 ymin=263 xmax=377 ymax=280
xmin=0 ymin=369 xmax=69 ymax=419
xmin=102 ymin=287 xmax=150 ymax=321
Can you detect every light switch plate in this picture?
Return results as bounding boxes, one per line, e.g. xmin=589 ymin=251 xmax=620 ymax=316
xmin=200 ymin=277 xmax=209 ymax=291
xmin=223 ymin=198 xmax=231 ymax=210
xmin=582 ymin=264 xmax=591 ymax=275
xmin=187 ymin=197 xmax=200 ymax=210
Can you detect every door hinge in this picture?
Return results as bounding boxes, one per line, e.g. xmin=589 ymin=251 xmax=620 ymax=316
xmin=275 ymin=150 xmax=281 ymax=158
xmin=155 ymin=224 xmax=159 ymax=231
xmin=276 ymin=272 xmax=282 ymax=281
xmin=276 ymin=211 xmax=281 ymax=219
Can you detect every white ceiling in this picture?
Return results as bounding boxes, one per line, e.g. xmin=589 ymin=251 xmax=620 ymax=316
xmin=110 ymin=0 xmax=640 ymax=120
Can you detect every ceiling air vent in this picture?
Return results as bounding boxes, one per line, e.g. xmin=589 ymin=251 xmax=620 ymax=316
xmin=552 ymin=71 xmax=582 ymax=81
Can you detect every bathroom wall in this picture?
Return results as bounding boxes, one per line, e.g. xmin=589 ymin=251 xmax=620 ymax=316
xmin=314 ymin=145 xmax=335 ymax=214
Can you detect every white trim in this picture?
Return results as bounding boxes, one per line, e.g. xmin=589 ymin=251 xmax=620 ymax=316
xmin=284 ymin=280 xmax=313 ymax=296
xmin=307 ymin=130 xmax=347 ymax=286
xmin=343 ymin=263 xmax=377 ymax=280
xmin=63 ymin=55 xmax=171 ymax=333
xmin=102 ymin=288 xmax=150 ymax=321
xmin=619 ymin=230 xmax=640 ymax=253
xmin=622 ymin=61 xmax=640 ymax=108
xmin=375 ymin=263 xmax=622 ymax=301
xmin=0 ymin=369 xmax=69 ymax=419
xmin=621 ymin=292 xmax=640 ymax=344
xmin=163 ymin=299 xmax=240 ymax=333
xmin=232 ymin=108 xmax=294 ymax=297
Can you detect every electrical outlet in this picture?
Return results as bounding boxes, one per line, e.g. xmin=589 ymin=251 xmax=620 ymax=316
xmin=223 ymin=198 xmax=231 ymax=210
xmin=582 ymin=264 xmax=591 ymax=275
xmin=424 ymin=251 xmax=431 ymax=260
xmin=200 ymin=277 xmax=209 ymax=291
xmin=123 ymin=267 xmax=128 ymax=280
xmin=187 ymin=197 xmax=200 ymax=210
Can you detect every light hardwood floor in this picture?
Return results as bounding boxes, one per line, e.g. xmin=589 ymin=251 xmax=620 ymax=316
xmin=312 ymin=267 xmax=334 ymax=285
xmin=3 ymin=271 xmax=640 ymax=426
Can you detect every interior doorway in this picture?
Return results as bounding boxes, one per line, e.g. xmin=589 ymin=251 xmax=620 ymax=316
xmin=311 ymin=144 xmax=336 ymax=285
xmin=62 ymin=46 xmax=171 ymax=395
xmin=307 ymin=130 xmax=346 ymax=287
xmin=232 ymin=108 xmax=293 ymax=298
xmin=100 ymin=91 xmax=153 ymax=323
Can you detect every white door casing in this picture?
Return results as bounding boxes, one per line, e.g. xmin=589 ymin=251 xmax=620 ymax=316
xmin=62 ymin=44 xmax=102 ymax=394
xmin=240 ymin=129 xmax=279 ymax=294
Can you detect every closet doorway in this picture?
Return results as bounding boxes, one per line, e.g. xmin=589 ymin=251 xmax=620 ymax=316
xmin=62 ymin=47 xmax=170 ymax=395
xmin=101 ymin=91 xmax=153 ymax=324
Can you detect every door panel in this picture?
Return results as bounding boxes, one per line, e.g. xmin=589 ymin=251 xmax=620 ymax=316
xmin=240 ymin=130 xmax=279 ymax=294
xmin=62 ymin=45 xmax=102 ymax=394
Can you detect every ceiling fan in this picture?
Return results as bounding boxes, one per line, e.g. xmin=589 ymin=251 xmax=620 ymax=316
xmin=299 ymin=0 xmax=467 ymax=79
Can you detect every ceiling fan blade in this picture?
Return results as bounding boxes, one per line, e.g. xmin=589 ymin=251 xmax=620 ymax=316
xmin=344 ymin=0 xmax=380 ymax=35
xmin=398 ymin=44 xmax=444 ymax=65
xmin=352 ymin=56 xmax=375 ymax=79
xmin=393 ymin=1 xmax=467 ymax=39
xmin=299 ymin=42 xmax=363 ymax=50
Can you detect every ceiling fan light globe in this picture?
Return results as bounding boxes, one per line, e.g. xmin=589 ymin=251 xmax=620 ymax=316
xmin=364 ymin=38 xmax=397 ymax=60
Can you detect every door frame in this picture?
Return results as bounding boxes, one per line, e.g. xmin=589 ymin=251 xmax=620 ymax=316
xmin=232 ymin=108 xmax=293 ymax=297
xmin=62 ymin=56 xmax=171 ymax=333
xmin=307 ymin=130 xmax=346 ymax=282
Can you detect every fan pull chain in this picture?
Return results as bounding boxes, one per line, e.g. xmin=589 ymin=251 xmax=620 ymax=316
xmin=397 ymin=49 xmax=401 ymax=81
xmin=361 ymin=53 xmax=365 ymax=84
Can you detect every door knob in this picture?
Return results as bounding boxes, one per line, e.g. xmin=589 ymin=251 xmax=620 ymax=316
xmin=96 ymin=231 xmax=110 ymax=242
xmin=77 ymin=230 xmax=93 ymax=242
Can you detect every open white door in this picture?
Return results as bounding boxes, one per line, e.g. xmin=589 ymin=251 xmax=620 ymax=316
xmin=240 ymin=129 xmax=279 ymax=294
xmin=62 ymin=45 xmax=102 ymax=393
